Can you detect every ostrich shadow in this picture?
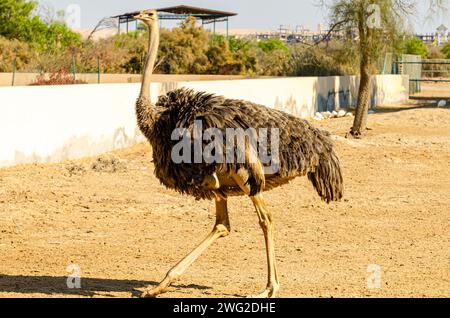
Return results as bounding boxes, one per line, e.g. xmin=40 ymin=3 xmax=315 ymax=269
xmin=0 ymin=275 xmax=211 ymax=297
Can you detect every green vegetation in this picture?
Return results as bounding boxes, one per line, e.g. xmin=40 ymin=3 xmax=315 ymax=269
xmin=404 ymin=38 xmax=429 ymax=58
xmin=0 ymin=5 xmax=360 ymax=77
xmin=326 ymin=0 xmax=446 ymax=138
xmin=3 ymin=0 xmax=445 ymax=81
xmin=0 ymin=0 xmax=81 ymax=52
xmin=258 ymin=39 xmax=289 ymax=53
xmin=442 ymin=43 xmax=450 ymax=59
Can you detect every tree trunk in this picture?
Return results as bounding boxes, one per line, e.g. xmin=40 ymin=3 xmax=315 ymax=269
xmin=351 ymin=57 xmax=371 ymax=138
xmin=351 ymin=5 xmax=372 ymax=139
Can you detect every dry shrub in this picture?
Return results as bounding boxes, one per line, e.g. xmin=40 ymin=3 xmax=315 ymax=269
xmin=30 ymin=70 xmax=87 ymax=85
xmin=90 ymin=155 xmax=127 ymax=173
xmin=65 ymin=162 xmax=87 ymax=176
xmin=0 ymin=36 xmax=34 ymax=72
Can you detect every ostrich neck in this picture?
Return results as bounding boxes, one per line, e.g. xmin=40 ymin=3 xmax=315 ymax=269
xmin=139 ymin=22 xmax=159 ymax=100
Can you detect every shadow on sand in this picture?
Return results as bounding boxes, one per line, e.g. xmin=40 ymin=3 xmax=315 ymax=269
xmin=0 ymin=275 xmax=211 ymax=297
xmin=375 ymin=103 xmax=448 ymax=114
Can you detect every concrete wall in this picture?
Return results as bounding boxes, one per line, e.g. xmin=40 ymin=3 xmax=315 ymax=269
xmin=0 ymin=75 xmax=408 ymax=168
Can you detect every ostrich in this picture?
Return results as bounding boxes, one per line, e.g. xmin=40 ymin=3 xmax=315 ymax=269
xmin=134 ymin=10 xmax=343 ymax=298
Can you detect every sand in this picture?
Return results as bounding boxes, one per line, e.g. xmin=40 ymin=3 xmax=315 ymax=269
xmin=0 ymin=105 xmax=449 ymax=298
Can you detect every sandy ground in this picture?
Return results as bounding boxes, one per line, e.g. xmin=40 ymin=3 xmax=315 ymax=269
xmin=0 ymin=105 xmax=449 ymax=298
xmin=414 ymin=82 xmax=450 ymax=99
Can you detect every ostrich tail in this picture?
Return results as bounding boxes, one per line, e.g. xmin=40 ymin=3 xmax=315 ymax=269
xmin=307 ymin=150 xmax=343 ymax=203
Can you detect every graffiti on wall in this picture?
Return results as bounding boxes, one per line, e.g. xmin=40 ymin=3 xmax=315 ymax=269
xmin=317 ymin=89 xmax=353 ymax=112
xmin=6 ymin=127 xmax=146 ymax=168
xmin=274 ymin=95 xmax=314 ymax=118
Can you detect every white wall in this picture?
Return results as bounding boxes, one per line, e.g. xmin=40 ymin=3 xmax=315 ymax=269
xmin=0 ymin=75 xmax=408 ymax=168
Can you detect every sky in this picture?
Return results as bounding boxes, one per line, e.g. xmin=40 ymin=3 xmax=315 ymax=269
xmin=37 ymin=0 xmax=449 ymax=33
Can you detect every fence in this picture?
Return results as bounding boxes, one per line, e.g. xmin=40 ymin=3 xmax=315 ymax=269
xmin=383 ymin=54 xmax=422 ymax=94
xmin=384 ymin=53 xmax=450 ymax=95
xmin=0 ymin=72 xmax=255 ymax=87
xmin=8 ymin=55 xmax=109 ymax=86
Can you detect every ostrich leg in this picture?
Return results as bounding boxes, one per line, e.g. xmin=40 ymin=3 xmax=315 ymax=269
xmin=231 ymin=169 xmax=279 ymax=298
xmin=141 ymin=196 xmax=230 ymax=298
xmin=248 ymin=194 xmax=279 ymax=298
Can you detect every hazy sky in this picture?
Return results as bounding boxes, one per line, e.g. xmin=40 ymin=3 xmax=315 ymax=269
xmin=37 ymin=0 xmax=448 ymax=33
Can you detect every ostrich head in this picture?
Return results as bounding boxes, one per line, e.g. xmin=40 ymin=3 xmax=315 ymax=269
xmin=134 ymin=10 xmax=158 ymax=27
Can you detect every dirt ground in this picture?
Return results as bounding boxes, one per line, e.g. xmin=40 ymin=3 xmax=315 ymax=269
xmin=414 ymin=82 xmax=450 ymax=99
xmin=1 ymin=104 xmax=449 ymax=298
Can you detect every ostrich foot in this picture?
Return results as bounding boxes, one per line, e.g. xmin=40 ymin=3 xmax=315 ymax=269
xmin=140 ymin=285 xmax=167 ymax=298
xmin=141 ymin=278 xmax=172 ymax=298
xmin=247 ymin=284 xmax=279 ymax=298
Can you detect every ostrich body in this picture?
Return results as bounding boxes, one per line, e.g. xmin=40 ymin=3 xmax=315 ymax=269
xmin=134 ymin=11 xmax=343 ymax=298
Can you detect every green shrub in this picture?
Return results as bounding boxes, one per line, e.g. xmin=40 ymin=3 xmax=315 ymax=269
xmin=442 ymin=43 xmax=450 ymax=59
xmin=404 ymin=38 xmax=428 ymax=58
xmin=258 ymin=39 xmax=289 ymax=53
xmin=0 ymin=0 xmax=81 ymax=52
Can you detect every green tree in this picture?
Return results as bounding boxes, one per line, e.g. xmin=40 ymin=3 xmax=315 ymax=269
xmin=287 ymin=41 xmax=359 ymax=76
xmin=442 ymin=43 xmax=450 ymax=59
xmin=404 ymin=37 xmax=428 ymax=57
xmin=325 ymin=0 xmax=446 ymax=138
xmin=206 ymin=36 xmax=258 ymax=75
xmin=0 ymin=0 xmax=80 ymax=52
xmin=0 ymin=0 xmax=36 ymax=41
xmin=158 ymin=17 xmax=209 ymax=74
xmin=258 ymin=39 xmax=289 ymax=53
xmin=157 ymin=17 xmax=258 ymax=75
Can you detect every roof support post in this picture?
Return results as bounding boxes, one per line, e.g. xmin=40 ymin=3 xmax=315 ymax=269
xmin=226 ymin=18 xmax=229 ymax=39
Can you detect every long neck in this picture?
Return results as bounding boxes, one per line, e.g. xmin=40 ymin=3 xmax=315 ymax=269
xmin=139 ymin=21 xmax=159 ymax=100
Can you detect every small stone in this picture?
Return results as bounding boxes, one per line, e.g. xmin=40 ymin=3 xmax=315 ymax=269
xmin=322 ymin=111 xmax=332 ymax=119
xmin=337 ymin=110 xmax=347 ymax=118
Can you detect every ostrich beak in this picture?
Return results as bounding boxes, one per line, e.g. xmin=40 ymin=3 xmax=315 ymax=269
xmin=134 ymin=13 xmax=142 ymax=20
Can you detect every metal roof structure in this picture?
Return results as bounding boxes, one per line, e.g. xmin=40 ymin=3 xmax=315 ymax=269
xmin=112 ymin=5 xmax=237 ymax=37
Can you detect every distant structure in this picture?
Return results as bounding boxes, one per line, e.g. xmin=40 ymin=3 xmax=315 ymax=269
xmin=113 ymin=5 xmax=237 ymax=37
xmin=250 ymin=24 xmax=346 ymax=44
xmin=437 ymin=24 xmax=449 ymax=46
xmin=90 ymin=7 xmax=449 ymax=48
xmin=89 ymin=5 xmax=237 ymax=40
xmin=416 ymin=24 xmax=449 ymax=46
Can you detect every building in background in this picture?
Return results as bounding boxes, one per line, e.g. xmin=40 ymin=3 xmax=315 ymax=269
xmin=416 ymin=24 xmax=449 ymax=46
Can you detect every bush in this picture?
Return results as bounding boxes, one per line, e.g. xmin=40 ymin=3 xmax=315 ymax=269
xmin=442 ymin=43 xmax=450 ymax=59
xmin=0 ymin=36 xmax=34 ymax=72
xmin=31 ymin=70 xmax=87 ymax=85
xmin=287 ymin=41 xmax=359 ymax=77
xmin=1 ymin=9 xmax=370 ymax=78
xmin=425 ymin=46 xmax=447 ymax=78
xmin=258 ymin=39 xmax=288 ymax=53
xmin=0 ymin=0 xmax=36 ymax=41
xmin=157 ymin=18 xmax=258 ymax=75
xmin=0 ymin=0 xmax=81 ymax=52
xmin=157 ymin=17 xmax=210 ymax=74
xmin=206 ymin=35 xmax=258 ymax=75
xmin=404 ymin=38 xmax=428 ymax=58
